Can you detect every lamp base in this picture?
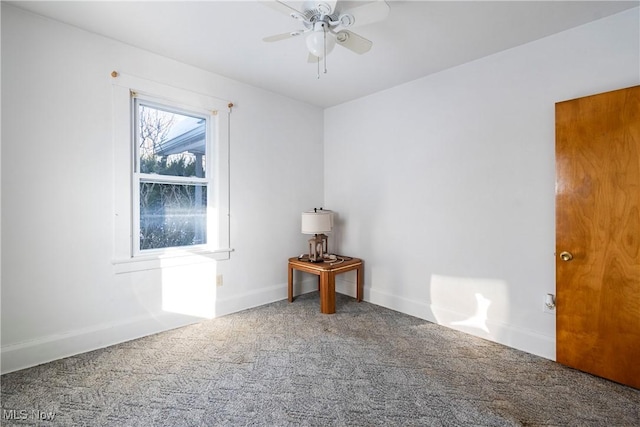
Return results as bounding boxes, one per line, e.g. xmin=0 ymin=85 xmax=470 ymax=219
xmin=307 ymin=233 xmax=328 ymax=263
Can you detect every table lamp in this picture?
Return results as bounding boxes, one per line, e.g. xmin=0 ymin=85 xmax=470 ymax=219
xmin=301 ymin=208 xmax=333 ymax=262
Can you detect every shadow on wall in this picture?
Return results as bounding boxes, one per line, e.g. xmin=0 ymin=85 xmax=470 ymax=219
xmin=430 ymin=274 xmax=510 ymax=341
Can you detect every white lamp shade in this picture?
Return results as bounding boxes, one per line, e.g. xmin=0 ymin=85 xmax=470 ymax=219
xmin=301 ymin=210 xmax=333 ymax=234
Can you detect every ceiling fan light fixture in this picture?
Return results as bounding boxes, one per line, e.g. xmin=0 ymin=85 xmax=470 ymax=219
xmin=306 ymin=29 xmax=336 ymax=58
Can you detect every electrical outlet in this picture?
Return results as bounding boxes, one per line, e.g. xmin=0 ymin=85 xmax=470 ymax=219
xmin=543 ymin=293 xmax=556 ymax=314
xmin=216 ymin=275 xmax=223 ymax=287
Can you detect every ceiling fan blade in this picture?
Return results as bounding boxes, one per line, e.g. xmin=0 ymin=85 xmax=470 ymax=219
xmin=263 ymin=30 xmax=307 ymax=42
xmin=261 ymin=0 xmax=309 ymax=22
xmin=340 ymin=1 xmax=390 ymax=28
xmin=261 ymin=0 xmax=303 ymax=16
xmin=335 ymin=30 xmax=372 ymax=54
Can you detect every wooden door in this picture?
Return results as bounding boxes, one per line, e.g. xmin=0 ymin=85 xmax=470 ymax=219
xmin=555 ymin=85 xmax=640 ymax=389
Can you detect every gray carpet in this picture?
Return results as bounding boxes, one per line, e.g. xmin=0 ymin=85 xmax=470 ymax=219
xmin=2 ymin=292 xmax=639 ymax=426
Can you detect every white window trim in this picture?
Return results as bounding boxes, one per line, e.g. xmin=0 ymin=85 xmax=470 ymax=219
xmin=111 ymin=73 xmax=232 ymax=273
xmin=132 ymin=95 xmax=212 ymax=257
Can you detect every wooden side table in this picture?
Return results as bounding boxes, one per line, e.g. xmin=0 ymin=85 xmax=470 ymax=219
xmin=288 ymin=256 xmax=363 ymax=314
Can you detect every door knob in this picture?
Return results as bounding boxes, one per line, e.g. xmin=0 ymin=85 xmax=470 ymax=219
xmin=560 ymin=251 xmax=573 ymax=262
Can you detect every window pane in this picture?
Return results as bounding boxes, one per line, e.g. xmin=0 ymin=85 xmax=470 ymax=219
xmin=139 ymin=182 xmax=207 ymax=250
xmin=137 ymin=103 xmax=206 ymax=178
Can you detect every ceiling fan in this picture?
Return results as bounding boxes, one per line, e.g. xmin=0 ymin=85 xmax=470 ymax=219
xmin=263 ymin=0 xmax=390 ymax=76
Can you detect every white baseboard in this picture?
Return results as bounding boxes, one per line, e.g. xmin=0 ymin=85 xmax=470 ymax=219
xmin=214 ymin=277 xmax=318 ymax=317
xmin=1 ymin=278 xmax=319 ymax=375
xmin=367 ymin=287 xmax=555 ymax=361
xmin=1 ymin=312 xmax=202 ymax=374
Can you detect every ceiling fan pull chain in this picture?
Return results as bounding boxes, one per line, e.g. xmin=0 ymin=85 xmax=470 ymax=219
xmin=323 ymin=26 xmax=328 ymax=74
xmin=323 ymin=27 xmax=327 ymax=73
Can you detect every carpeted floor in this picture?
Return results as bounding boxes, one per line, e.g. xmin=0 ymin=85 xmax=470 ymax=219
xmin=2 ymin=292 xmax=639 ymax=426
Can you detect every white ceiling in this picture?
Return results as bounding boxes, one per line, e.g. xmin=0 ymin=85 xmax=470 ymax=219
xmin=8 ymin=0 xmax=639 ymax=108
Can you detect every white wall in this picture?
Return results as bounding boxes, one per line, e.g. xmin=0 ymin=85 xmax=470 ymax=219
xmin=324 ymin=8 xmax=639 ymax=359
xmin=1 ymin=5 xmax=324 ymax=373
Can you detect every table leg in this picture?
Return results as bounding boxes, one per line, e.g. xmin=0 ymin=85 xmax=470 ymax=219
xmin=356 ymin=264 xmax=363 ymax=302
xmin=288 ymin=264 xmax=293 ymax=302
xmin=319 ymin=271 xmax=335 ymax=314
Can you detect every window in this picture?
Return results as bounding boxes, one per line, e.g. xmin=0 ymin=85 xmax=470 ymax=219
xmin=111 ymin=73 xmax=231 ymax=271
xmin=134 ymin=98 xmax=210 ymax=253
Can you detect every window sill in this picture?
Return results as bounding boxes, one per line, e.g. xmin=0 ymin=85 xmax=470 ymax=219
xmin=112 ymin=248 xmax=233 ymax=274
